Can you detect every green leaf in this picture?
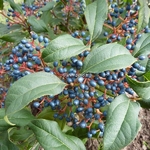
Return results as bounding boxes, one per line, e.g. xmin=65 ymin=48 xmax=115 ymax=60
xmin=29 ymin=119 xmax=86 ymax=150
xmin=7 ymin=109 xmax=34 ymax=126
xmin=39 ymin=1 xmax=56 ymax=11
xmin=0 ymin=131 xmax=19 ymax=150
xmin=5 ymin=72 xmax=66 ymax=116
xmin=123 ymin=0 xmax=133 ymax=4
xmin=0 ymin=0 xmax=4 ymax=10
xmin=0 ymin=31 xmax=27 ymax=43
xmin=81 ymin=43 xmax=136 ymax=74
xmin=42 ymin=34 xmax=88 ymax=62
xmin=126 ymin=75 xmax=150 ymax=99
xmin=103 ymin=94 xmax=141 ymax=150
xmin=137 ymin=0 xmax=150 ymax=33
xmin=37 ymin=107 xmax=66 ymax=130
xmin=30 ymin=143 xmax=41 ymax=150
xmin=0 ymin=109 xmax=11 ymax=132
xmin=133 ymin=33 xmax=150 ymax=57
xmin=41 ymin=10 xmax=52 ymax=25
xmin=7 ymin=0 xmax=22 ymax=13
xmin=85 ymin=0 xmax=93 ymax=5
xmin=84 ymin=0 xmax=108 ymax=42
xmin=138 ymin=98 xmax=150 ymax=109
xmin=24 ymin=0 xmax=34 ymax=6
xmin=146 ymin=59 xmax=150 ymax=71
xmin=0 ymin=23 xmax=21 ymax=35
xmin=27 ymin=16 xmax=48 ymax=33
xmin=143 ymin=71 xmax=150 ymax=81
xmin=8 ymin=127 xmax=35 ymax=150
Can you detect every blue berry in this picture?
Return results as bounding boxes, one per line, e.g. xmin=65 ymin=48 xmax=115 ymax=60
xmin=33 ymin=102 xmax=40 ymax=108
xmin=76 ymin=107 xmax=84 ymax=112
xmin=27 ymin=62 xmax=33 ymax=68
xmin=78 ymin=76 xmax=84 ymax=83
xmin=73 ymin=99 xmax=80 ymax=106
xmin=81 ymin=31 xmax=86 ymax=37
xmin=32 ymin=34 xmax=38 ymax=40
xmin=94 ymin=103 xmax=101 ymax=108
xmin=104 ymin=32 xmax=108 ymax=36
xmin=44 ymin=67 xmax=51 ymax=72
xmin=79 ymin=120 xmax=87 ymax=128
xmin=89 ymin=80 xmax=97 ymax=87
xmin=138 ymin=55 xmax=146 ymax=60
xmin=53 ymin=61 xmax=58 ymax=67
xmin=38 ymin=35 xmax=44 ymax=42
xmin=87 ymin=132 xmax=92 ymax=138
xmin=98 ymin=123 xmax=104 ymax=132
xmin=94 ymin=114 xmax=100 ymax=120
xmin=90 ymin=129 xmax=97 ymax=135
xmin=44 ymin=37 xmax=49 ymax=43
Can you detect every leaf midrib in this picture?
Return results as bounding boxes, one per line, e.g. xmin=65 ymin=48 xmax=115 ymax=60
xmin=6 ymin=82 xmax=65 ymax=115
xmin=32 ymin=123 xmax=71 ymax=150
xmin=82 ymin=53 xmax=133 ymax=73
xmin=107 ymin=100 xmax=130 ymax=149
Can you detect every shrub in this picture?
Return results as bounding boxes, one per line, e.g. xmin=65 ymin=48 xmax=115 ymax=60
xmin=0 ymin=0 xmax=150 ymax=149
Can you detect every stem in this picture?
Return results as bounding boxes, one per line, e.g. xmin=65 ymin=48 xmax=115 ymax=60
xmin=103 ymin=23 xmax=113 ymax=30
xmin=95 ymin=86 xmax=115 ymax=97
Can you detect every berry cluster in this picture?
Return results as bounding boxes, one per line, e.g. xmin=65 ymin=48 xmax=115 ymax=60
xmin=0 ymin=33 xmax=49 ymax=106
xmin=2 ymin=0 xmax=51 ymax=30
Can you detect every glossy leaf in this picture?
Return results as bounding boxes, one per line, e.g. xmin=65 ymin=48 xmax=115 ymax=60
xmin=42 ymin=34 xmax=88 ymax=62
xmin=5 ymin=72 xmax=66 ymax=116
xmin=133 ymin=34 xmax=150 ymax=57
xmin=138 ymin=98 xmax=150 ymax=109
xmin=24 ymin=0 xmax=34 ymax=6
xmin=27 ymin=16 xmax=48 ymax=33
xmin=84 ymin=0 xmax=108 ymax=42
xmin=81 ymin=43 xmax=136 ymax=74
xmin=143 ymin=71 xmax=150 ymax=81
xmin=30 ymin=143 xmax=41 ymax=150
xmin=0 ymin=24 xmax=21 ymax=35
xmin=0 ymin=0 xmax=4 ymax=10
xmin=39 ymin=1 xmax=56 ymax=11
xmin=8 ymin=127 xmax=35 ymax=150
xmin=40 ymin=11 xmax=56 ymax=40
xmin=29 ymin=119 xmax=86 ymax=150
xmin=41 ymin=10 xmax=53 ymax=25
xmin=0 ymin=31 xmax=27 ymax=43
xmin=7 ymin=109 xmax=34 ymax=126
xmin=126 ymin=75 xmax=150 ymax=99
xmin=7 ymin=0 xmax=22 ymax=13
xmin=123 ymin=0 xmax=132 ymax=4
xmin=146 ymin=59 xmax=150 ymax=71
xmin=0 ymin=131 xmax=19 ymax=150
xmin=0 ymin=109 xmax=11 ymax=132
xmin=85 ymin=0 xmax=92 ymax=5
xmin=103 ymin=94 xmax=141 ymax=150
xmin=137 ymin=0 xmax=150 ymax=32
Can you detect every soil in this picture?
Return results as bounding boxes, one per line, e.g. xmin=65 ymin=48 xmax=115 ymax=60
xmin=85 ymin=109 xmax=150 ymax=150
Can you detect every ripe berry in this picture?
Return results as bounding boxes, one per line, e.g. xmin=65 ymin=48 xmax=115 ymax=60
xmin=33 ymin=102 xmax=40 ymax=108
xmin=87 ymin=132 xmax=92 ymax=138
xmin=138 ymin=55 xmax=146 ymax=60
xmin=73 ymin=99 xmax=80 ymax=106
xmin=38 ymin=35 xmax=44 ymax=42
xmin=90 ymin=129 xmax=97 ymax=135
xmin=44 ymin=67 xmax=51 ymax=72
xmin=89 ymin=80 xmax=97 ymax=87
xmin=98 ymin=123 xmax=104 ymax=132
xmin=79 ymin=120 xmax=87 ymax=128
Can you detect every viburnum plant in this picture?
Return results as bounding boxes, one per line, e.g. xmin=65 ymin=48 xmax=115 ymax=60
xmin=0 ymin=0 xmax=150 ymax=149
